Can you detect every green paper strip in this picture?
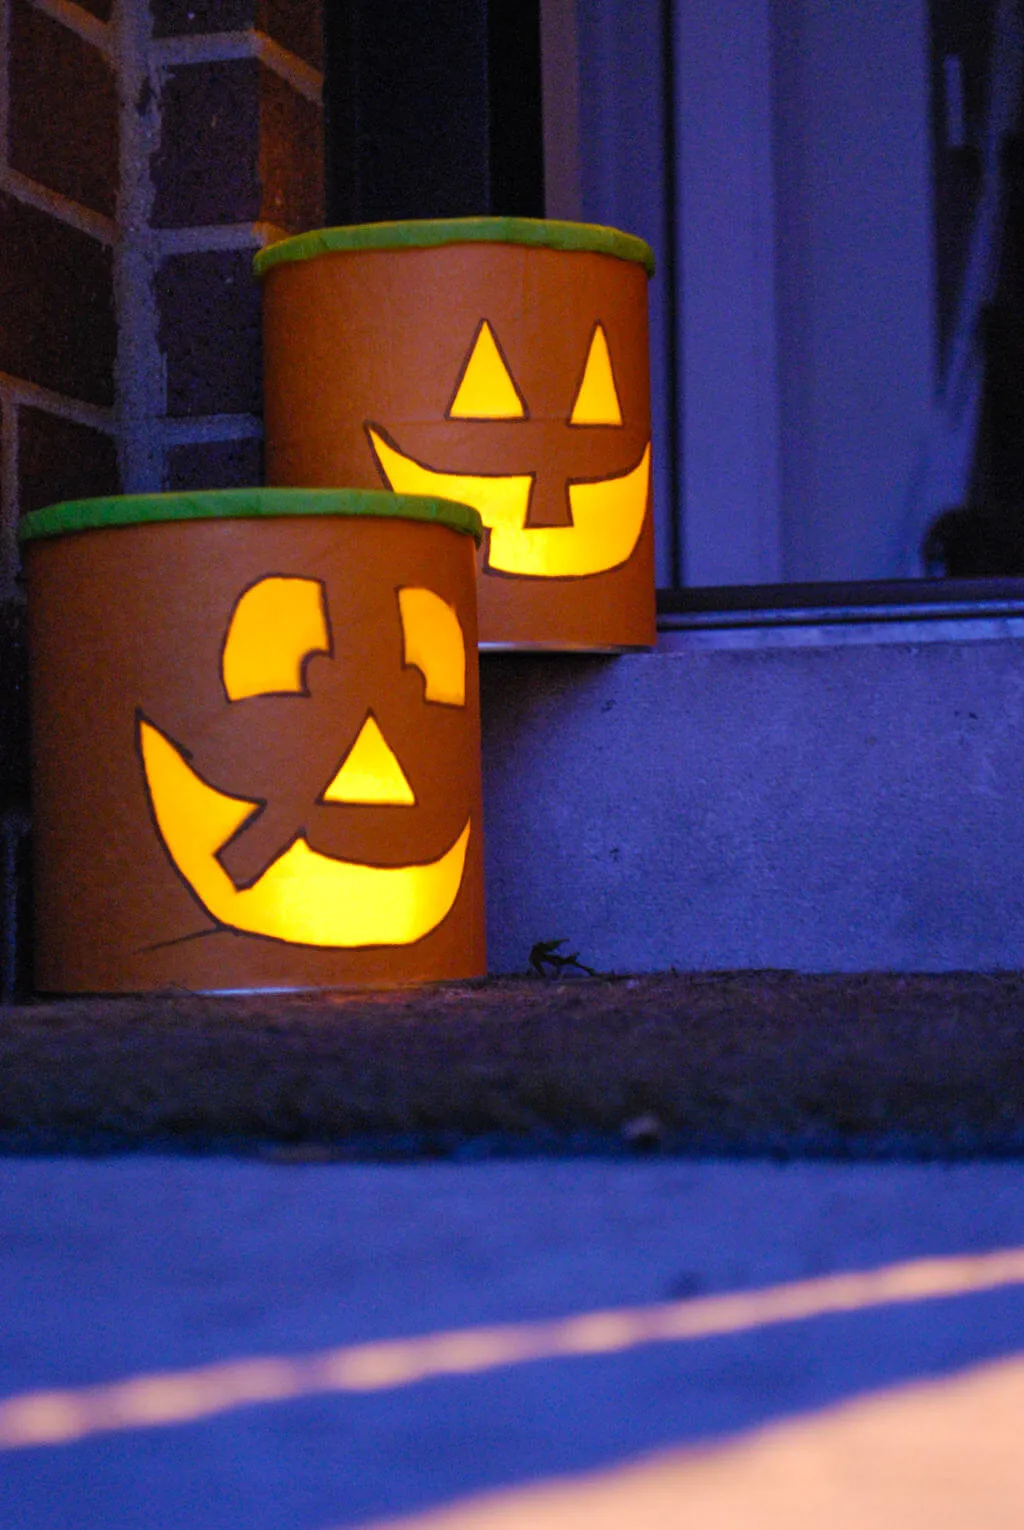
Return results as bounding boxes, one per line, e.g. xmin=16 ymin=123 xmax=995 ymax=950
xmin=18 ymin=487 xmax=483 ymax=546
xmin=253 ymin=217 xmax=655 ymax=278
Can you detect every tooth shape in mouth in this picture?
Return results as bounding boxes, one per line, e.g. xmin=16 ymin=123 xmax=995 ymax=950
xmin=367 ymin=428 xmax=651 ymax=578
xmin=139 ymin=717 xmax=470 ymax=948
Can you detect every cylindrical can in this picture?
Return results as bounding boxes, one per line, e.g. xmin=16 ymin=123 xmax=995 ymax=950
xmin=20 ymin=488 xmax=486 ymax=993
xmin=257 ymin=218 xmax=656 ymax=651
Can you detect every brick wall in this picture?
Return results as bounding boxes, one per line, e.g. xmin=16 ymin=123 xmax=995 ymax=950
xmin=0 ymin=0 xmax=324 ymax=994
xmin=136 ymin=0 xmax=324 ymax=491
xmin=0 ymin=0 xmax=120 ymax=583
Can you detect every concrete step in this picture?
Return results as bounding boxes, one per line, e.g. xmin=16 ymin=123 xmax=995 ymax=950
xmin=481 ymin=606 xmax=1024 ymax=974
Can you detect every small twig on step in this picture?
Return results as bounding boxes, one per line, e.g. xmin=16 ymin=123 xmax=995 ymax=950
xmin=528 ymin=938 xmax=596 ymax=978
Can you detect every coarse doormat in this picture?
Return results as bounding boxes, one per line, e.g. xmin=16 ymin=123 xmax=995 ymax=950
xmin=2 ymin=971 xmax=1024 ymax=1159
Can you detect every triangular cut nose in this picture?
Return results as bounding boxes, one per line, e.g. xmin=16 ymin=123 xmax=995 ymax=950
xmin=321 ymin=714 xmax=415 ymax=805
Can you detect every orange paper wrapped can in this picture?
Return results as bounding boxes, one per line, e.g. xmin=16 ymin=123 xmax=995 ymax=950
xmin=257 ymin=218 xmax=656 ymax=650
xmin=20 ymin=489 xmax=486 ymax=993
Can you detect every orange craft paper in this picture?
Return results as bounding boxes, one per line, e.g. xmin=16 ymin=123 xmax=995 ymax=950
xmin=261 ymin=237 xmax=655 ymax=650
xmin=25 ymin=512 xmax=485 ymax=992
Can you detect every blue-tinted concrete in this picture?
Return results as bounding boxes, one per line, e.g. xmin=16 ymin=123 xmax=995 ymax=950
xmin=3 ymin=1159 xmax=1024 ymax=1528
xmin=481 ymin=633 xmax=1024 ymax=973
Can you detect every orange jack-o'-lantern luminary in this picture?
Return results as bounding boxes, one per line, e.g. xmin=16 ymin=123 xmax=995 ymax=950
xmin=20 ymin=489 xmax=486 ymax=993
xmin=256 ymin=218 xmax=656 ymax=651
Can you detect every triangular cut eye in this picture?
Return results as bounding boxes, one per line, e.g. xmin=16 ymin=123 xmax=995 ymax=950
xmin=448 ymin=320 xmax=526 ymax=420
xmin=321 ymin=714 xmax=415 ymax=806
xmin=569 ymin=324 xmax=623 ymax=426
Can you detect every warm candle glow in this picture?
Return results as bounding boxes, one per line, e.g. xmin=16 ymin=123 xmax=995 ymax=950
xmin=4 ymin=1246 xmax=1024 ymax=1452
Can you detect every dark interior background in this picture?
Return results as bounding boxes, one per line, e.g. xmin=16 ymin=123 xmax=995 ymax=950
xmin=324 ymin=0 xmax=545 ymax=223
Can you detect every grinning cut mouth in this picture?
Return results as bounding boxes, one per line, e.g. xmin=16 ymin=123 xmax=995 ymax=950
xmin=367 ymin=426 xmax=651 ymax=579
xmin=139 ymin=717 xmax=469 ymax=949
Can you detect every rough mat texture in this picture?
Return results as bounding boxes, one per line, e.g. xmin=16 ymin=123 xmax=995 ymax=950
xmin=3 ymin=972 xmax=1024 ymax=1158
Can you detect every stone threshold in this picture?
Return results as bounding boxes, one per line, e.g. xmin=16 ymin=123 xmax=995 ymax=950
xmin=2 ymin=971 xmax=1024 ymax=1160
xmin=657 ymin=577 xmax=1024 ymax=649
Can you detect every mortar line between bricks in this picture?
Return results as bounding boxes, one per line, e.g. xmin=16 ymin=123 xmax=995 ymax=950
xmin=0 ymin=372 xmax=115 ymax=430
xmin=29 ymin=0 xmax=112 ymax=56
xmin=150 ymin=31 xmax=323 ymax=102
xmin=0 ymin=385 xmax=19 ymax=593
xmin=0 ymin=164 xmax=115 ymax=244
xmin=252 ymin=33 xmax=323 ymax=102
xmin=0 ymin=0 xmax=9 ymax=163
xmin=161 ymin=413 xmax=263 ymax=445
xmin=114 ymin=0 xmax=165 ymax=493
xmin=155 ymin=221 xmax=288 ymax=255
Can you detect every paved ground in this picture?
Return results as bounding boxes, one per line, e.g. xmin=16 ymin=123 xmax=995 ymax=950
xmin=3 ymin=1157 xmax=1024 ymax=1527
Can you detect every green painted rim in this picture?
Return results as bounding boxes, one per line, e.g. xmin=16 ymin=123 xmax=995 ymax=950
xmin=253 ymin=217 xmax=655 ymax=278
xmin=18 ymin=487 xmax=484 ymax=545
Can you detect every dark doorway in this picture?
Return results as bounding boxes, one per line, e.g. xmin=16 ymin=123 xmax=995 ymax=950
xmin=929 ymin=0 xmax=997 ymax=370
xmin=324 ymin=0 xmax=545 ymax=223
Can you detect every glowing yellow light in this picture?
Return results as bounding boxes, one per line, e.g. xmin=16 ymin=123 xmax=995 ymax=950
xmin=569 ymin=324 xmax=622 ymax=426
xmin=321 ymin=713 xmax=416 ymax=805
xmin=555 ymin=1311 xmax=643 ymax=1355
xmin=221 ymin=576 xmax=330 ymax=701
xmin=108 ymin=1361 xmax=304 ymax=1427
xmin=138 ymin=717 xmax=469 ymax=947
xmin=322 ymin=1352 xmax=1024 ymax=1528
xmin=398 ymin=586 xmax=466 ymax=705
xmin=448 ymin=320 xmax=526 ymax=419
xmin=138 ymin=719 xmax=261 ymax=847
xmin=0 ymin=1393 xmax=90 ymax=1446
xmin=5 ymin=1246 xmax=1024 ymax=1453
xmin=321 ymin=1346 xmax=435 ymax=1392
xmin=369 ymin=427 xmax=650 ymax=578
